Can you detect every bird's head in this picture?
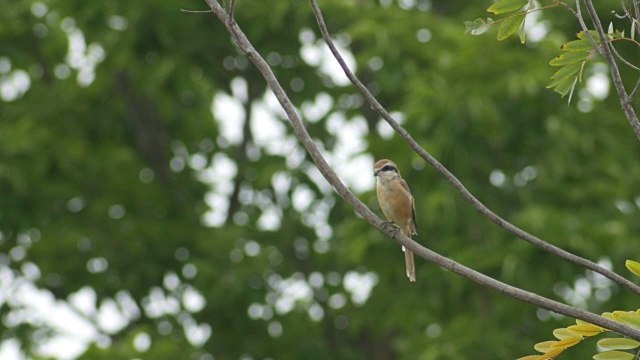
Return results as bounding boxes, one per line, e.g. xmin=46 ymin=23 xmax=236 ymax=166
xmin=374 ymin=159 xmax=400 ymax=178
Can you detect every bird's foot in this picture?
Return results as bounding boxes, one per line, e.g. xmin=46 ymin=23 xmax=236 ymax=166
xmin=381 ymin=221 xmax=400 ymax=236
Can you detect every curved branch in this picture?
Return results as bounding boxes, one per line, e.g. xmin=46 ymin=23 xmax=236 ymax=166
xmin=202 ymin=0 xmax=640 ymax=340
xmin=308 ymin=0 xmax=640 ymax=297
xmin=583 ymin=0 xmax=640 ymax=140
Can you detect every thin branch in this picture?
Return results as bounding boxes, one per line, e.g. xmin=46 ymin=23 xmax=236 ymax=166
xmin=609 ymin=41 xmax=640 ymax=71
xmin=180 ymin=9 xmax=214 ymax=13
xmin=583 ymin=0 xmax=640 ymax=139
xmin=633 ymin=0 xmax=640 ymax=39
xmin=203 ymin=0 xmax=640 ymax=340
xmin=630 ymin=77 xmax=640 ymax=100
xmin=228 ymin=0 xmax=236 ymax=24
xmin=309 ymin=0 xmax=640 ymax=297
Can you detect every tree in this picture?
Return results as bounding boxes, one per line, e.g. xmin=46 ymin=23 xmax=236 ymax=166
xmin=1 ymin=0 xmax=640 ymax=359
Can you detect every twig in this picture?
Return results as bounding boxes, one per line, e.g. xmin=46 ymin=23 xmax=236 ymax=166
xmin=308 ymin=0 xmax=640 ymax=297
xmin=203 ymin=0 xmax=640 ymax=340
xmin=633 ymin=0 xmax=640 ymax=39
xmin=609 ymin=41 xmax=640 ymax=71
xmin=180 ymin=9 xmax=214 ymax=13
xmin=631 ymin=78 xmax=640 ymax=100
xmin=228 ymin=0 xmax=236 ymax=24
xmin=583 ymin=0 xmax=640 ymax=139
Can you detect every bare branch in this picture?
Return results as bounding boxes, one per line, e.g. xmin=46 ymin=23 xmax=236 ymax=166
xmin=203 ymin=0 xmax=640 ymax=340
xmin=630 ymin=78 xmax=640 ymax=100
xmin=309 ymin=0 xmax=640 ymax=296
xmin=609 ymin=41 xmax=640 ymax=71
xmin=583 ymin=0 xmax=640 ymax=139
xmin=180 ymin=9 xmax=214 ymax=13
xmin=228 ymin=0 xmax=236 ymax=24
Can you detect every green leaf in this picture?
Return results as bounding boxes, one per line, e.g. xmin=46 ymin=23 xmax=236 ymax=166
xmin=578 ymin=30 xmax=600 ymax=41
xmin=593 ymin=350 xmax=635 ymax=360
xmin=497 ymin=12 xmax=526 ymax=41
xmin=547 ymin=63 xmax=582 ymax=86
xmin=464 ymin=18 xmax=494 ymax=35
xmin=597 ymin=338 xmax=640 ymax=350
xmin=519 ymin=16 xmax=526 ymax=43
xmin=487 ymin=0 xmax=529 ymax=14
xmin=561 ymin=39 xmax=593 ymax=52
xmin=549 ymin=52 xmax=589 ymax=66
xmin=550 ymin=62 xmax=582 ymax=80
xmin=625 ymin=260 xmax=640 ymax=277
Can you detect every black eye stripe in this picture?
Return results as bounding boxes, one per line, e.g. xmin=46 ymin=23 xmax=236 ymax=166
xmin=382 ymin=165 xmax=397 ymax=173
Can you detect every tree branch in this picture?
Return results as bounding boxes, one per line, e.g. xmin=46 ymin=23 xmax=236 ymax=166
xmin=630 ymin=77 xmax=640 ymax=101
xmin=202 ymin=0 xmax=640 ymax=340
xmin=583 ymin=0 xmax=640 ymax=140
xmin=308 ymin=0 xmax=640 ymax=297
xmin=609 ymin=41 xmax=640 ymax=72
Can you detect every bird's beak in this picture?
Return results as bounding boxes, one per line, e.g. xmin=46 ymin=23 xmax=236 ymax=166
xmin=374 ymin=170 xmax=380 ymax=177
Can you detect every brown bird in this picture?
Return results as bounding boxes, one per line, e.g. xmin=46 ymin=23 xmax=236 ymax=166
xmin=374 ymin=159 xmax=418 ymax=282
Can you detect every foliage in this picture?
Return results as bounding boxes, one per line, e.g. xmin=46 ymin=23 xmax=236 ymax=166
xmin=466 ymin=0 xmax=640 ymax=102
xmin=1 ymin=0 xmax=640 ymax=359
xmin=519 ymin=263 xmax=640 ymax=359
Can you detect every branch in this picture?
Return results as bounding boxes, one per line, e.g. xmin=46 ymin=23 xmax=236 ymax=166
xmin=609 ymin=41 xmax=640 ymax=72
xmin=202 ymin=0 xmax=640 ymax=340
xmin=583 ymin=0 xmax=640 ymax=140
xmin=308 ymin=0 xmax=640 ymax=297
xmin=630 ymin=77 xmax=640 ymax=100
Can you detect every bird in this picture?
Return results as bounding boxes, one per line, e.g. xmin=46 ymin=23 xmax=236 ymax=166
xmin=374 ymin=159 xmax=418 ymax=282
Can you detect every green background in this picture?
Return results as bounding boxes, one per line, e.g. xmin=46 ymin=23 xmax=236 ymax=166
xmin=1 ymin=0 xmax=639 ymax=358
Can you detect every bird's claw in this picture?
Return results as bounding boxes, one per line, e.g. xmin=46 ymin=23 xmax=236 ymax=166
xmin=381 ymin=221 xmax=399 ymax=236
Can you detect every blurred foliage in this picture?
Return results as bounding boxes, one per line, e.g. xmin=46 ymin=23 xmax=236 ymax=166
xmin=1 ymin=0 xmax=640 ymax=359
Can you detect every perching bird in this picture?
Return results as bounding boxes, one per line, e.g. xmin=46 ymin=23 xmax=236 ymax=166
xmin=374 ymin=159 xmax=418 ymax=282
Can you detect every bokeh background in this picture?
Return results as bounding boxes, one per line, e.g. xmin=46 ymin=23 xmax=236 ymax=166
xmin=2 ymin=0 xmax=640 ymax=359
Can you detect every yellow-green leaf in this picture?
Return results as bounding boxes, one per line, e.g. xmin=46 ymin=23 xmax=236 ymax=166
xmin=612 ymin=311 xmax=633 ymax=322
xmin=551 ymin=336 xmax=581 ymax=348
xmin=497 ymin=12 xmax=525 ymax=41
xmin=517 ymin=356 xmax=541 ymax=360
xmin=597 ymin=338 xmax=640 ymax=350
xmin=618 ymin=314 xmax=640 ymax=330
xmin=553 ymin=328 xmax=580 ymax=340
xmin=538 ymin=347 xmax=564 ymax=360
xmin=625 ymin=260 xmax=640 ymax=277
xmin=534 ymin=341 xmax=557 ymax=353
xmin=593 ymin=350 xmax=635 ymax=360
xmin=561 ymin=39 xmax=593 ymax=52
xmin=549 ymin=51 xmax=589 ymax=66
xmin=567 ymin=324 xmax=602 ymax=337
xmin=487 ymin=0 xmax=529 ymax=14
xmin=603 ymin=312 xmax=617 ymax=322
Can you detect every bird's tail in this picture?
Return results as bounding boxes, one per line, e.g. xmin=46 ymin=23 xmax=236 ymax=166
xmin=402 ymin=245 xmax=416 ymax=282
xmin=400 ymin=227 xmax=417 ymax=282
